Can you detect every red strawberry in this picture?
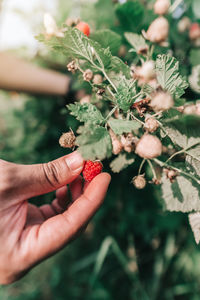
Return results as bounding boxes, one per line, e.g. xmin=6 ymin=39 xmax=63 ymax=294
xmin=76 ymin=22 xmax=90 ymax=37
xmin=82 ymin=160 xmax=103 ymax=182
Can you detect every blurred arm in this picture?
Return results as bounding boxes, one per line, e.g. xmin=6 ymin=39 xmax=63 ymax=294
xmin=0 ymin=52 xmax=70 ymax=96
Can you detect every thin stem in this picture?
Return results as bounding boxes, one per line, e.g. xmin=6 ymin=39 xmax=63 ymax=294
xmin=105 ymin=105 xmax=118 ymax=121
xmin=107 ymin=85 xmax=115 ymax=99
xmin=169 ymin=0 xmax=184 ymax=14
xmin=165 ymin=149 xmax=185 ymax=164
xmin=138 ymin=159 xmax=146 ymax=175
xmin=153 ymin=158 xmax=200 ymax=184
xmin=131 ymin=113 xmax=145 ymax=125
xmin=102 ymin=68 xmax=117 ymax=92
xmin=147 ymin=159 xmax=157 ymax=180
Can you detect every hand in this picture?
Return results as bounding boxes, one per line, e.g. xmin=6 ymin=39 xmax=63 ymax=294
xmin=0 ymin=152 xmax=111 ymax=285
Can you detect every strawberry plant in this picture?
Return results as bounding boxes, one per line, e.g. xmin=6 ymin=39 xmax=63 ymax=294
xmin=37 ymin=0 xmax=200 ymax=244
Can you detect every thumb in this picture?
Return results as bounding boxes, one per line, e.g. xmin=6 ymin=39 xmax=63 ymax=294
xmin=12 ymin=151 xmax=84 ymax=200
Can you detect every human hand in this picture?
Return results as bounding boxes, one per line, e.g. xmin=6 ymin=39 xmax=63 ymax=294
xmin=0 ymin=152 xmax=111 ymax=285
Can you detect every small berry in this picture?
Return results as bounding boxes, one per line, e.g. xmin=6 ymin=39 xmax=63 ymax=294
xmin=109 ymin=129 xmax=123 ymax=155
xmin=80 ymin=95 xmax=91 ymax=104
xmin=82 ymin=160 xmax=103 ymax=182
xmin=178 ymin=17 xmax=191 ymax=33
xmin=136 ymin=134 xmax=162 ymax=159
xmin=67 ymin=60 xmax=78 ymax=73
xmin=65 ymin=17 xmax=80 ymax=27
xmin=132 ymin=175 xmax=146 ymax=190
xmin=189 ymin=23 xmax=200 ymax=40
xmin=76 ymin=21 xmax=90 ymax=37
xmin=154 ymin=0 xmax=170 ymax=15
xmin=144 ymin=17 xmax=169 ymax=44
xmin=144 ymin=116 xmax=159 ymax=133
xmin=83 ymin=69 xmax=93 ymax=82
xmin=121 ymin=133 xmax=138 ymax=153
xmin=93 ymin=74 xmax=103 ymax=85
xmin=137 ymin=61 xmax=155 ymax=82
xmin=59 ymin=131 xmax=76 ymax=148
xmin=164 ymin=168 xmax=178 ymax=182
xmin=150 ymin=92 xmax=174 ymax=112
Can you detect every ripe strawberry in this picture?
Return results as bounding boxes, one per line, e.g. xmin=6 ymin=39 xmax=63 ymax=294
xmin=82 ymin=160 xmax=103 ymax=182
xmin=76 ymin=22 xmax=90 ymax=37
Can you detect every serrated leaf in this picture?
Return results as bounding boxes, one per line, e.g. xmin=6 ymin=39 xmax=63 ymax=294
xmin=77 ymin=126 xmax=112 ymax=160
xmin=67 ymin=103 xmax=105 ymax=125
xmin=110 ymin=153 xmax=135 ymax=173
xmin=91 ymin=29 xmax=121 ymax=55
xmin=125 ymin=32 xmax=148 ymax=53
xmin=161 ymin=173 xmax=200 ymax=213
xmin=156 ymin=54 xmax=188 ymax=100
xmin=109 ymin=56 xmax=131 ymax=79
xmin=186 ymin=145 xmax=200 ymax=178
xmin=163 ymin=115 xmax=200 ymax=149
xmin=115 ymin=76 xmax=137 ymax=112
xmin=108 ymin=119 xmax=141 ymax=135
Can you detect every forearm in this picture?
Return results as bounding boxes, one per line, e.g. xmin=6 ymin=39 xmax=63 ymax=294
xmin=0 ymin=52 xmax=70 ymax=96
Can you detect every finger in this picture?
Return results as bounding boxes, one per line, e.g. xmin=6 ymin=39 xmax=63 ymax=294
xmin=3 ymin=151 xmax=84 ymax=201
xmin=26 ymin=173 xmax=111 ymax=263
xmin=69 ymin=176 xmax=83 ymax=202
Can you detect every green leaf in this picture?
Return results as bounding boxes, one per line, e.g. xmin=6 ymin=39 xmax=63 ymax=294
xmin=189 ymin=49 xmax=200 ymax=67
xmin=77 ymin=126 xmax=112 ymax=160
xmin=67 ymin=103 xmax=105 ymax=125
xmin=155 ymin=54 xmax=188 ymax=100
xmin=124 ymin=32 xmax=148 ymax=53
xmin=161 ymin=172 xmax=200 ymax=213
xmin=110 ymin=153 xmax=135 ymax=173
xmin=115 ymin=1 xmax=144 ymax=31
xmin=108 ymin=119 xmax=141 ymax=135
xmin=115 ymin=76 xmax=137 ymax=112
xmin=163 ymin=115 xmax=200 ymax=149
xmin=91 ymin=29 xmax=121 ymax=55
xmin=109 ymin=56 xmax=131 ymax=79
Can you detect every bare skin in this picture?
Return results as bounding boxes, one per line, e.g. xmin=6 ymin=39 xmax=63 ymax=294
xmin=0 ymin=151 xmax=111 ymax=285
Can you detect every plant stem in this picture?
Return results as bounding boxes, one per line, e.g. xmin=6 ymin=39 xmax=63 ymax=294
xmin=147 ymin=159 xmax=157 ymax=180
xmin=169 ymin=0 xmax=184 ymax=13
xmin=131 ymin=113 xmax=145 ymax=125
xmin=138 ymin=159 xmax=146 ymax=175
xmin=153 ymin=158 xmax=200 ymax=184
xmin=105 ymin=105 xmax=118 ymax=121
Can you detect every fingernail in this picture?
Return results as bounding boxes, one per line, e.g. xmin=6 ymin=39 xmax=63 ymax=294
xmin=66 ymin=151 xmax=84 ymax=172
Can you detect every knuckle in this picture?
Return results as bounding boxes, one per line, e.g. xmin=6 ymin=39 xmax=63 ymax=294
xmin=42 ymin=162 xmax=63 ymax=189
xmin=0 ymin=162 xmax=15 ymax=197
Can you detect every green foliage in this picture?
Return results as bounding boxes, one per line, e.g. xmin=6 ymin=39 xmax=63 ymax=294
xmin=124 ymin=32 xmax=148 ymax=53
xmin=68 ymin=103 xmax=105 ymax=125
xmin=110 ymin=153 xmax=135 ymax=173
xmin=91 ymin=29 xmax=121 ymax=55
xmin=115 ymin=0 xmax=144 ymax=31
xmin=108 ymin=119 xmax=141 ymax=135
xmin=76 ymin=126 xmax=112 ymax=160
xmin=156 ymin=54 xmax=189 ymax=100
xmin=115 ymin=76 xmax=137 ymax=112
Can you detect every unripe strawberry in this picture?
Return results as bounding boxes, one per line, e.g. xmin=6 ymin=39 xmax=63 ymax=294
xmin=137 ymin=61 xmax=155 ymax=82
xmin=80 ymin=95 xmax=91 ymax=104
xmin=154 ymin=0 xmax=170 ymax=15
xmin=132 ymin=175 xmax=146 ymax=189
xmin=83 ymin=69 xmax=93 ymax=82
xmin=76 ymin=21 xmax=90 ymax=37
xmin=189 ymin=23 xmax=200 ymax=40
xmin=93 ymin=74 xmax=103 ymax=85
xmin=178 ymin=17 xmax=191 ymax=33
xmin=136 ymin=134 xmax=162 ymax=159
xmin=109 ymin=129 xmax=123 ymax=155
xmin=144 ymin=17 xmax=169 ymax=43
xmin=67 ymin=60 xmax=78 ymax=73
xmin=150 ymin=92 xmax=174 ymax=112
xmin=59 ymin=131 xmax=76 ymax=148
xmin=144 ymin=116 xmax=159 ymax=133
xmin=82 ymin=160 xmax=103 ymax=182
xmin=121 ymin=133 xmax=138 ymax=153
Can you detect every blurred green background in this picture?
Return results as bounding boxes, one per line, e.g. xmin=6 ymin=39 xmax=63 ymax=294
xmin=1 ymin=0 xmax=200 ymax=299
